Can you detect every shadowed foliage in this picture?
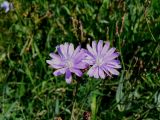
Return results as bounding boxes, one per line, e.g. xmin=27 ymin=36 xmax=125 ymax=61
xmin=0 ymin=0 xmax=160 ymax=119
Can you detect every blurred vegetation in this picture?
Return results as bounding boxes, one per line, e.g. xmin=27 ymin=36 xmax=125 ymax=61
xmin=0 ymin=0 xmax=160 ymax=119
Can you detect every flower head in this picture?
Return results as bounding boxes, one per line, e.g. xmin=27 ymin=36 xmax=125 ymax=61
xmin=84 ymin=40 xmax=121 ymax=79
xmin=1 ymin=1 xmax=13 ymax=13
xmin=46 ymin=43 xmax=88 ymax=84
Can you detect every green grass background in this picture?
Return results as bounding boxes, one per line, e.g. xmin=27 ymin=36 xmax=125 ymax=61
xmin=0 ymin=0 xmax=160 ymax=119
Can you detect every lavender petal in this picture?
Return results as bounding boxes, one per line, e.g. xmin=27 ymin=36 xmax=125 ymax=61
xmin=49 ymin=53 xmax=60 ymax=59
xmin=87 ymin=44 xmax=96 ymax=56
xmin=70 ymin=68 xmax=82 ymax=77
xmin=53 ymin=68 xmax=66 ymax=76
xmin=46 ymin=60 xmax=63 ymax=69
xmin=102 ymin=66 xmax=111 ymax=77
xmin=106 ymin=66 xmax=119 ymax=75
xmin=65 ymin=69 xmax=72 ymax=84
xmin=59 ymin=44 xmax=67 ymax=58
xmin=68 ymin=43 xmax=74 ymax=57
xmin=97 ymin=40 xmax=103 ymax=54
xmin=103 ymin=53 xmax=119 ymax=61
xmin=72 ymin=45 xmax=81 ymax=57
xmin=106 ymin=48 xmax=116 ymax=56
xmin=87 ymin=65 xmax=97 ymax=77
xmin=101 ymin=41 xmax=110 ymax=55
xmin=74 ymin=62 xmax=88 ymax=69
xmin=98 ymin=67 xmax=105 ymax=79
xmin=93 ymin=67 xmax=99 ymax=78
xmin=92 ymin=41 xmax=98 ymax=55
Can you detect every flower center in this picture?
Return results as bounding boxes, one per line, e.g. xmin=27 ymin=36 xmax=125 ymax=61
xmin=96 ymin=56 xmax=103 ymax=66
xmin=65 ymin=59 xmax=73 ymax=68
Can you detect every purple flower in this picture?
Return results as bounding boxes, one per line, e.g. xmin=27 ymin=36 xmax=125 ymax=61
xmin=84 ymin=40 xmax=121 ymax=79
xmin=46 ymin=43 xmax=88 ymax=84
xmin=1 ymin=1 xmax=13 ymax=13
